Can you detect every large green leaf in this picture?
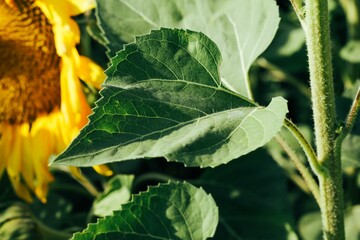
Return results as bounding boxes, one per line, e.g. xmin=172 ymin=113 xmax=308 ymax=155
xmin=96 ymin=0 xmax=280 ymax=97
xmin=72 ymin=181 xmax=218 ymax=240
xmin=195 ymin=149 xmax=297 ymax=239
xmin=53 ymin=29 xmax=288 ymax=168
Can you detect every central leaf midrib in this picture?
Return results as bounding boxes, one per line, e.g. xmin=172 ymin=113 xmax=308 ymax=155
xmin=61 ymin=105 xmax=256 ymax=162
xmin=104 ymin=78 xmax=254 ymax=105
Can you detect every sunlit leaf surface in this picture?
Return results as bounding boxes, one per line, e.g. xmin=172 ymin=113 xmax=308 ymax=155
xmin=54 ymin=29 xmax=288 ymax=168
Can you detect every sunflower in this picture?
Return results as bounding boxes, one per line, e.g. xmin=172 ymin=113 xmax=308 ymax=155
xmin=0 ymin=0 xmax=112 ymax=203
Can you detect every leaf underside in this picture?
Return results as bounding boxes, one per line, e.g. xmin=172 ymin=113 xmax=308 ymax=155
xmin=96 ymin=0 xmax=280 ymax=97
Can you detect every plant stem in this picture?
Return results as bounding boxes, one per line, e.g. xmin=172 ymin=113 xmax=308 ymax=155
xmin=304 ymin=0 xmax=345 ymax=239
xmin=334 ymin=86 xmax=360 ymax=166
xmin=290 ymin=0 xmax=306 ymax=28
xmin=274 ymin=134 xmax=321 ymax=206
xmin=339 ymin=0 xmax=360 ymax=39
xmin=345 ymin=86 xmax=360 ymax=133
xmin=284 ymin=119 xmax=325 ymax=177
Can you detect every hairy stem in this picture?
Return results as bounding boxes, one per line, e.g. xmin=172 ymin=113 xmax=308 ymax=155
xmin=284 ymin=119 xmax=325 ymax=177
xmin=290 ymin=0 xmax=306 ymax=28
xmin=345 ymin=86 xmax=360 ymax=133
xmin=304 ymin=0 xmax=345 ymax=239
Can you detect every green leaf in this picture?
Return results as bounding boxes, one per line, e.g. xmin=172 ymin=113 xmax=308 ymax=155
xmin=0 ymin=203 xmax=41 ymax=240
xmin=86 ymin=19 xmax=108 ymax=47
xmin=340 ymin=40 xmax=360 ymax=63
xmin=342 ymin=134 xmax=360 ymax=168
xmin=93 ymin=175 xmax=134 ymax=217
xmin=96 ymin=0 xmax=280 ymax=97
xmin=344 ymin=205 xmax=360 ymax=239
xmin=195 ymin=149 xmax=296 ymax=239
xmin=0 ymin=202 xmax=71 ymax=240
xmin=72 ymin=181 xmax=218 ymax=240
xmin=263 ymin=18 xmax=305 ymax=59
xmin=53 ymin=28 xmax=288 ymax=168
xmin=298 ymin=212 xmax=322 ymax=240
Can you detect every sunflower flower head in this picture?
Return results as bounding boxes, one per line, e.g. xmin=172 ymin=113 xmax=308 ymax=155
xmin=0 ymin=0 xmax=112 ymax=203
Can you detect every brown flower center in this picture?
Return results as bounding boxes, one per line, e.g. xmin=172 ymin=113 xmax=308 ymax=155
xmin=0 ymin=0 xmax=61 ymax=124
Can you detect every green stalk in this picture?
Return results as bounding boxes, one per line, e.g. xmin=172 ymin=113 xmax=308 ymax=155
xmin=304 ymin=0 xmax=345 ymax=239
xmin=345 ymin=86 xmax=360 ymax=133
xmin=290 ymin=0 xmax=306 ymax=27
xmin=339 ymin=0 xmax=360 ymax=87
xmin=284 ymin=120 xmax=325 ymax=178
xmin=339 ymin=0 xmax=360 ymax=39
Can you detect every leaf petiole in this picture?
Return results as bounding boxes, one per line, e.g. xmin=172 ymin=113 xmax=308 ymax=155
xmin=284 ymin=119 xmax=328 ymax=178
xmin=345 ymin=86 xmax=360 ymax=134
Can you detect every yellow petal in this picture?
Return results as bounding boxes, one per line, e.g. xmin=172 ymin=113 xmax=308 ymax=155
xmin=52 ymin=20 xmax=80 ymax=56
xmin=60 ymin=54 xmax=89 ymax=118
xmin=35 ymin=0 xmax=65 ymax=26
xmin=4 ymin=125 xmax=32 ymax=202
xmin=35 ymin=0 xmax=81 ymax=56
xmin=6 ymin=125 xmax=23 ymax=180
xmin=48 ymin=112 xmax=68 ymax=153
xmin=65 ymin=0 xmax=95 ymax=16
xmin=9 ymin=177 xmax=33 ymax=203
xmin=0 ymin=124 xmax=33 ymax=202
xmin=2 ymin=0 xmax=103 ymax=203
xmin=69 ymin=166 xmax=86 ymax=182
xmin=20 ymin=126 xmax=35 ymax=190
xmin=77 ymin=56 xmax=106 ymax=89
xmin=5 ymin=0 xmax=15 ymax=8
xmin=35 ymin=187 xmax=48 ymax=203
xmin=37 ymin=0 xmax=95 ymax=18
xmin=33 ymin=162 xmax=53 ymax=203
xmin=30 ymin=118 xmax=55 ymax=176
xmin=0 ymin=123 xmax=12 ymax=176
xmin=93 ymin=165 xmax=113 ymax=177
